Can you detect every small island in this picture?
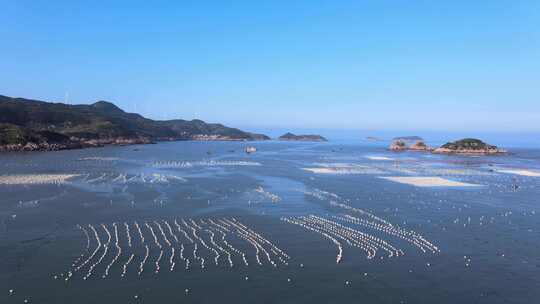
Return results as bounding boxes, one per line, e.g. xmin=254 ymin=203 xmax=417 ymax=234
xmin=389 ymin=139 xmax=431 ymax=152
xmin=433 ymin=138 xmax=506 ymax=155
xmin=278 ymin=132 xmax=328 ymax=142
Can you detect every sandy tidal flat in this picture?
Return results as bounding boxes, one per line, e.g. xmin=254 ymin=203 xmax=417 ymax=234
xmin=0 ymin=174 xmax=80 ymax=185
xmin=365 ymin=156 xmax=395 ymax=161
xmin=379 ymin=176 xmax=480 ymax=187
xmin=78 ymin=157 xmax=120 ymax=161
xmin=304 ymin=164 xmax=384 ymax=175
xmin=496 ymin=169 xmax=540 ymax=177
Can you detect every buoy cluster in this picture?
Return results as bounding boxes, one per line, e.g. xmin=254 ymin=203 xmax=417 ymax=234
xmin=151 ymin=160 xmax=262 ymax=169
xmin=209 ymin=219 xmax=249 ymax=266
xmin=254 ymin=186 xmax=281 ymax=203
xmin=82 ymin=172 xmax=186 ymax=185
xmin=103 ymin=223 xmax=122 ymax=278
xmin=228 ymin=218 xmax=290 ymax=266
xmin=298 ymin=188 xmax=440 ymax=255
xmin=301 ymin=189 xmax=394 ymax=226
xmin=282 ymin=217 xmax=344 ymax=263
xmin=335 ymin=214 xmax=439 ymax=254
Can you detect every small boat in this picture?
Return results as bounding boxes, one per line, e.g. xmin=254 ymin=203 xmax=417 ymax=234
xmin=245 ymin=146 xmax=257 ymax=154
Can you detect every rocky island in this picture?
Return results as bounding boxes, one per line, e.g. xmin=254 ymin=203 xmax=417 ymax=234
xmin=389 ymin=139 xmax=431 ymax=151
xmin=0 ymin=95 xmax=269 ymax=152
xmin=278 ymin=132 xmax=328 ymax=142
xmin=389 ymin=137 xmax=506 ymax=155
xmin=433 ymin=138 xmax=506 ymax=155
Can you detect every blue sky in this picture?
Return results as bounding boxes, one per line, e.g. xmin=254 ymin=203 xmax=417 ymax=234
xmin=1 ymin=1 xmax=539 ymax=132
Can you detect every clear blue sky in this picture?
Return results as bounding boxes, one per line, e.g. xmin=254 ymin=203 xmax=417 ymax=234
xmin=1 ymin=1 xmax=539 ymax=132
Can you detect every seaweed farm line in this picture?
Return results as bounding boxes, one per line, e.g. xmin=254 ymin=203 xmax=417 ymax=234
xmin=60 ymin=218 xmax=290 ymax=282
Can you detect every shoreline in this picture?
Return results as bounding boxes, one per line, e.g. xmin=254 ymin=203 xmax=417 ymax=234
xmin=0 ymin=137 xmax=268 ymax=153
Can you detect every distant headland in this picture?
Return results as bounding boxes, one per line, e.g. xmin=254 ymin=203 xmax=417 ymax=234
xmin=278 ymin=132 xmax=328 ymax=142
xmin=0 ymin=95 xmax=269 ymax=152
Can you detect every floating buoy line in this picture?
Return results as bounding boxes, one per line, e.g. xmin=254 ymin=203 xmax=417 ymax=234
xmin=284 ymin=188 xmax=441 ymax=263
xmin=60 ymin=218 xmax=290 ymax=282
xmin=281 ymin=214 xmax=440 ymax=264
xmin=151 ymin=160 xmax=262 ymax=169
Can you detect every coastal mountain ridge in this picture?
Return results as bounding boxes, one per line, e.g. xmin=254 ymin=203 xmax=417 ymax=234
xmin=0 ymin=95 xmax=269 ymax=151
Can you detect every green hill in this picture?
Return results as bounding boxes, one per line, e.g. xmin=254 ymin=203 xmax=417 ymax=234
xmin=435 ymin=138 xmax=506 ymax=154
xmin=0 ymin=95 xmax=269 ymax=151
xmin=440 ymin=138 xmax=496 ymax=150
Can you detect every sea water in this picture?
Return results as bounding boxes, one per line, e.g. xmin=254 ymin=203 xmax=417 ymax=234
xmin=0 ymin=139 xmax=539 ymax=303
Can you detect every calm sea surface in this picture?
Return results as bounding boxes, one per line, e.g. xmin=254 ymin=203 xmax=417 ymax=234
xmin=1 ymin=140 xmax=539 ymax=303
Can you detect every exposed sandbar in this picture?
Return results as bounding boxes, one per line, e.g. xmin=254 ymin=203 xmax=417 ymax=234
xmin=365 ymin=156 xmax=394 ymax=161
xmin=304 ymin=165 xmax=383 ymax=175
xmin=496 ymin=169 xmax=540 ymax=177
xmin=0 ymin=174 xmax=80 ymax=185
xmin=379 ymin=176 xmax=480 ymax=187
